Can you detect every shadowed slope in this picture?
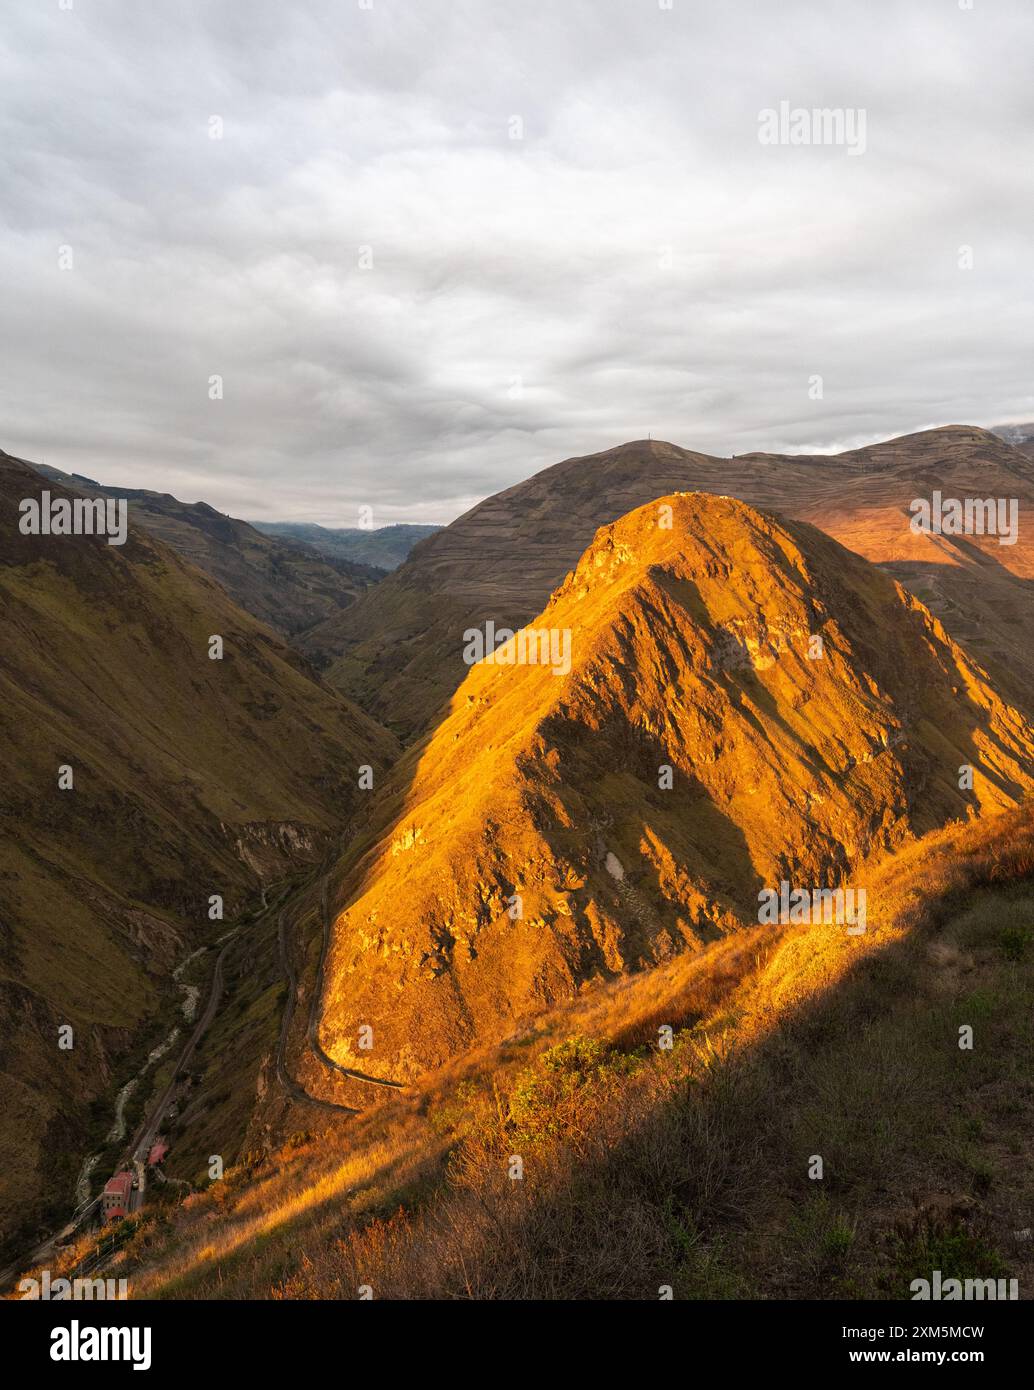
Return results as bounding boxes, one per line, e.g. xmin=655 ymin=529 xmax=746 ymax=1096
xmin=745 ymin=426 xmax=1034 ymax=718
xmin=24 ymin=456 xmax=383 ymax=636
xmin=0 ymin=451 xmax=398 ymax=1255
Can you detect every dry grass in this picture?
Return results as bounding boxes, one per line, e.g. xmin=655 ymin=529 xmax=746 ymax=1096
xmin=86 ymin=803 xmax=1034 ymax=1300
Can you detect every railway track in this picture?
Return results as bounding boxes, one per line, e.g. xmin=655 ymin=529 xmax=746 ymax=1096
xmin=2 ymin=915 xmax=247 ymax=1292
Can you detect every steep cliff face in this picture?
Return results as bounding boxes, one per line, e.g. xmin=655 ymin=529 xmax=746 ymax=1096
xmin=227 ymin=821 xmax=331 ymax=879
xmin=316 ymin=493 xmax=1034 ymax=1083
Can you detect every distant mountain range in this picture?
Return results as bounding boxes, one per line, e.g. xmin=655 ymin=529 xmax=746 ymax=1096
xmin=251 ymin=520 xmax=440 ymax=572
xmin=993 ymin=420 xmax=1034 ymax=459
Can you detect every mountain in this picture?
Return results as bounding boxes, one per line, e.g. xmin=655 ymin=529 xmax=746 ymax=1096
xmin=252 ymin=521 xmax=440 ymax=572
xmin=26 ymin=461 xmax=383 ymax=637
xmin=993 ymin=420 xmax=1034 ymax=461
xmin=0 ymin=449 xmax=398 ymax=1255
xmin=740 ymin=426 xmax=1034 ymax=720
xmin=314 ymin=493 xmax=1034 ymax=1086
xmin=298 ymin=426 xmax=1034 ymax=739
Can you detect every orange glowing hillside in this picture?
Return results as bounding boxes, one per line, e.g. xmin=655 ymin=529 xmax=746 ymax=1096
xmin=315 ymin=493 xmax=1034 ymax=1084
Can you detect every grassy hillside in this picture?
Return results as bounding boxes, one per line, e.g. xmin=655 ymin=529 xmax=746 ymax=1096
xmin=300 ymin=427 xmax=1034 ymax=739
xmin=0 ymin=452 xmax=398 ymax=1258
xmin=26 ymin=458 xmax=383 ymax=636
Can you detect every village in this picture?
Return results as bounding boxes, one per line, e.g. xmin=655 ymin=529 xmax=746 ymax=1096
xmin=99 ymin=1136 xmax=170 ymax=1224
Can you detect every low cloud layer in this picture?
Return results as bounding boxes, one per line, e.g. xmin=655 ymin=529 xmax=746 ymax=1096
xmin=2 ymin=0 xmax=1033 ymax=524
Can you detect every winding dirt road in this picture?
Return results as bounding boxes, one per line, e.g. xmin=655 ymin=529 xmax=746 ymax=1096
xmin=272 ymin=841 xmax=404 ymax=1105
xmin=275 ymin=895 xmax=359 ymax=1114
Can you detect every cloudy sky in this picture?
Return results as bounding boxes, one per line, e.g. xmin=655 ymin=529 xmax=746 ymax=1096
xmin=2 ymin=0 xmax=1033 ymax=525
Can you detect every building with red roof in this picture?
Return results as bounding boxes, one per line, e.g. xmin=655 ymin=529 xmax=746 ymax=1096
xmin=102 ymin=1171 xmax=133 ymax=1222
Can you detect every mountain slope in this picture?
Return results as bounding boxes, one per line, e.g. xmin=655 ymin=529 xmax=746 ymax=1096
xmin=26 ymin=460 xmax=383 ymax=636
xmin=0 ymin=450 xmax=398 ymax=1255
xmin=993 ymin=421 xmax=1034 ymax=458
xmin=252 ymin=521 xmax=440 ymax=572
xmin=300 ymin=427 xmax=1034 ymax=737
xmin=315 ymin=493 xmax=1034 ymax=1086
xmin=742 ymin=426 xmax=1034 ymax=719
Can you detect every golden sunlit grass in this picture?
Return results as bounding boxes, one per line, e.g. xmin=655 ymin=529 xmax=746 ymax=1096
xmin=96 ymin=803 xmax=1034 ymax=1300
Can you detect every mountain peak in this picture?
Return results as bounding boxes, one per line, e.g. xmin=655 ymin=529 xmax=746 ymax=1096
xmin=316 ymin=492 xmax=1034 ymax=1082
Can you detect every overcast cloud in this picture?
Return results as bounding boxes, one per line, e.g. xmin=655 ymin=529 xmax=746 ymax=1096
xmin=2 ymin=0 xmax=1033 ymax=525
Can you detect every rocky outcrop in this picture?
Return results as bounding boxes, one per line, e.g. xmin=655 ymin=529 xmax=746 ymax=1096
xmin=228 ymin=820 xmax=330 ymax=878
